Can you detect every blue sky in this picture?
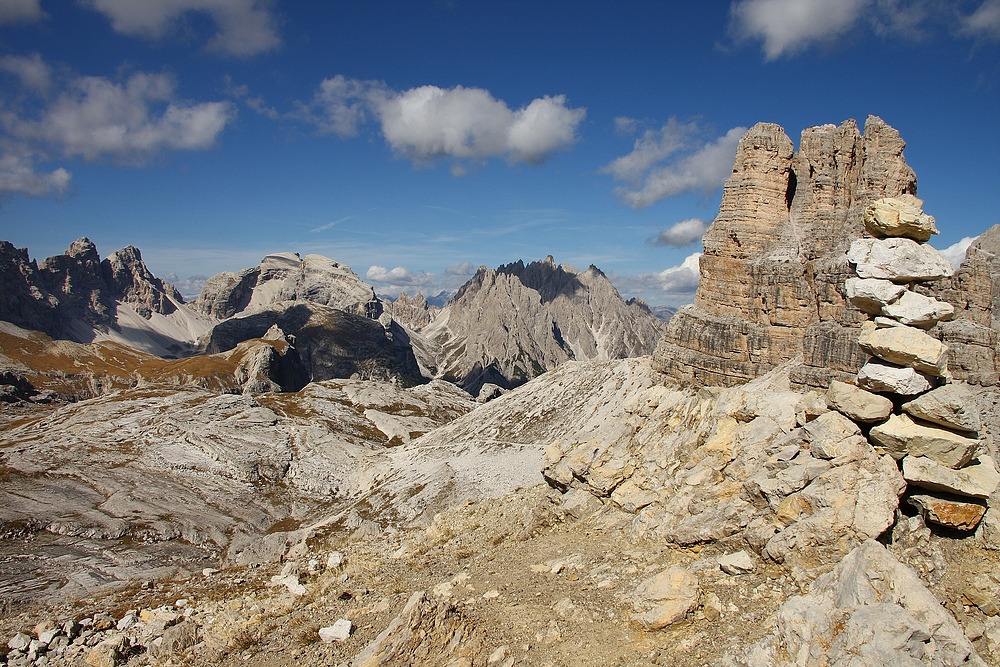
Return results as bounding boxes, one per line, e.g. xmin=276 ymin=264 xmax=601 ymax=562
xmin=0 ymin=0 xmax=998 ymax=306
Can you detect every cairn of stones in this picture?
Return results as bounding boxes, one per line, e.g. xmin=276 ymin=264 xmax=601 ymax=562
xmin=825 ymin=194 xmax=1000 ymax=532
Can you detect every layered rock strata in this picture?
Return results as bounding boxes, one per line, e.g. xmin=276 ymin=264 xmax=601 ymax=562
xmin=654 ymin=116 xmax=918 ymax=387
xmin=653 ymin=117 xmax=999 ymax=388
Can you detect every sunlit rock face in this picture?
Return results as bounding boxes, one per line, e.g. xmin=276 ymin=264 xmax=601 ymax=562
xmin=422 ymin=256 xmax=666 ymax=395
xmin=654 ymin=116 xmax=998 ymax=388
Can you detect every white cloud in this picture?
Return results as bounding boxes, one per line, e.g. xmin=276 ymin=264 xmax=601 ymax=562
xmin=4 ymin=69 xmax=233 ymax=163
xmin=935 ymin=236 xmax=978 ymax=269
xmin=648 ymin=218 xmax=711 ymax=248
xmin=366 ymin=265 xmax=436 ymax=287
xmin=84 ymin=0 xmax=280 ymax=57
xmin=607 ymin=126 xmax=745 ymax=209
xmin=600 ymin=117 xmax=698 ymax=185
xmin=0 ymin=0 xmax=45 ymax=24
xmin=367 ymin=261 xmax=478 ymax=298
xmin=0 ymin=143 xmax=71 ymax=197
xmin=609 ymin=253 xmax=702 ymax=304
xmin=445 ymin=261 xmax=475 ymax=276
xmin=0 ymin=53 xmax=51 ymax=93
xmin=962 ymin=0 xmax=1000 ymax=40
xmin=302 ymin=77 xmax=585 ymax=169
xmin=730 ymin=0 xmax=870 ymax=60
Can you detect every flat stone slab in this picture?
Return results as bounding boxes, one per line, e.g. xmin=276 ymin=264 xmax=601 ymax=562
xmin=907 ymin=494 xmax=987 ymax=531
xmin=827 ymin=380 xmax=893 ymax=423
xmin=869 ymin=413 xmax=980 ymax=468
xmin=718 ymin=550 xmax=755 ymax=575
xmin=880 ymin=290 xmax=954 ymax=329
xmin=630 ymin=566 xmax=699 ymax=630
xmin=863 ymin=194 xmax=939 ymax=242
xmin=848 ymin=237 xmax=953 ymax=283
xmin=858 ymin=321 xmax=948 ymax=376
xmin=902 ymin=455 xmax=1000 ymax=499
xmin=902 ymin=383 xmax=981 ymax=434
xmin=856 ymin=359 xmax=935 ymax=396
xmin=845 ymin=277 xmax=907 ymax=315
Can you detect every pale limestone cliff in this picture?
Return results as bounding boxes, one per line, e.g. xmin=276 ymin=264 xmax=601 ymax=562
xmin=654 ymin=116 xmax=947 ymax=388
xmin=194 ymin=252 xmax=382 ymax=320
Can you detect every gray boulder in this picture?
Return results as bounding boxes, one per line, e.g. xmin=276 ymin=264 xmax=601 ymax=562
xmin=730 ymin=540 xmax=986 ymax=666
xmin=902 ymin=384 xmax=982 ymax=434
xmin=856 ymin=359 xmax=935 ymax=396
xmin=848 ymin=237 xmax=954 ymax=283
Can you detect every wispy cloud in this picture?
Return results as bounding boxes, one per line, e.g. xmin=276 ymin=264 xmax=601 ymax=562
xmin=82 ymin=0 xmax=281 ymax=57
xmin=298 ymin=76 xmax=586 ymax=171
xmin=647 ymin=218 xmax=711 ymax=247
xmin=309 ymin=215 xmax=355 ymax=234
xmin=603 ymin=120 xmax=745 ymax=209
xmin=729 ymin=0 xmax=1000 ymax=59
xmin=961 ymin=0 xmax=1000 ymax=40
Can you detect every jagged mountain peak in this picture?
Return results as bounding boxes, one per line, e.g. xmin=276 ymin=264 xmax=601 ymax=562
xmin=0 ymin=238 xmax=213 ymax=357
xmin=422 ymin=255 xmax=666 ymax=393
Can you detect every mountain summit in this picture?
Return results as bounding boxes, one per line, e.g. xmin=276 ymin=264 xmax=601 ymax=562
xmin=422 ymin=255 xmax=666 ymax=393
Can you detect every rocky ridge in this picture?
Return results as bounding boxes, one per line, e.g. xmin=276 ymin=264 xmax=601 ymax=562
xmin=0 ymin=239 xmax=214 ymax=358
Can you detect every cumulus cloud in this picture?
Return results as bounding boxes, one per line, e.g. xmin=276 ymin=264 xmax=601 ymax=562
xmin=83 ymin=0 xmax=280 ymax=57
xmin=610 ymin=253 xmax=702 ymax=304
xmin=0 ymin=55 xmax=234 ymax=197
xmin=730 ymin=0 xmax=870 ymax=59
xmin=962 ymin=0 xmax=1000 ymax=40
xmin=605 ymin=124 xmax=745 ymax=209
xmin=445 ymin=261 xmax=475 ymax=276
xmin=367 ymin=261 xmax=478 ymax=298
xmin=648 ymin=218 xmax=711 ymax=248
xmin=935 ymin=236 xmax=978 ymax=269
xmin=301 ymin=77 xmax=585 ymax=169
xmin=366 ymin=265 xmax=437 ymax=288
xmin=0 ymin=0 xmax=45 ymax=24
xmin=0 ymin=143 xmax=71 ymax=197
xmin=0 ymin=53 xmax=51 ymax=93
xmin=4 ymin=69 xmax=233 ymax=164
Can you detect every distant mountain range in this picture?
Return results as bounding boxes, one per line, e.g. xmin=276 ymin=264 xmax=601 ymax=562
xmin=0 ymin=241 xmax=666 ymax=398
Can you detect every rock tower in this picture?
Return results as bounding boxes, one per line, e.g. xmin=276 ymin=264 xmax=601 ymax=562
xmin=653 ymin=116 xmax=999 ymax=388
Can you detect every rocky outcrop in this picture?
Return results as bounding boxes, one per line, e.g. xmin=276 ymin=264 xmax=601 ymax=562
xmin=729 ymin=540 xmax=986 ymax=667
xmin=193 ymin=253 xmax=382 ymax=320
xmin=423 ymin=256 xmax=665 ymax=393
xmin=101 ymin=245 xmax=181 ymax=319
xmin=203 ymin=302 xmax=423 ymax=384
xmin=654 ymin=117 xmax=920 ymax=387
xmin=382 ymin=291 xmax=438 ymax=331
